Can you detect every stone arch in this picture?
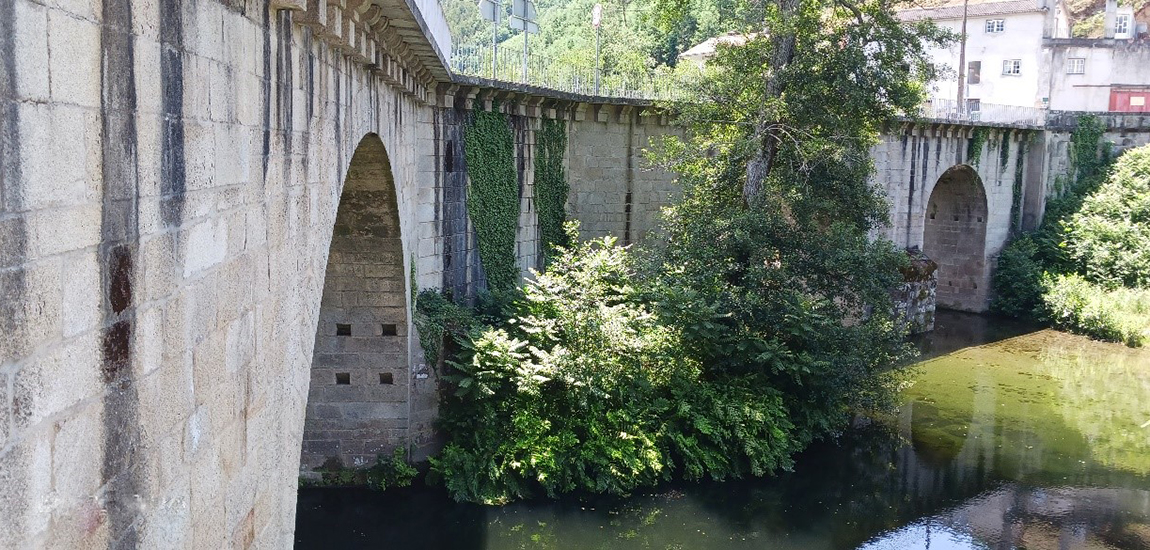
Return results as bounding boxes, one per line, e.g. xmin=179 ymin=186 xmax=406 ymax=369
xmin=301 ymin=134 xmax=409 ymax=473
xmin=923 ymin=165 xmax=989 ymax=312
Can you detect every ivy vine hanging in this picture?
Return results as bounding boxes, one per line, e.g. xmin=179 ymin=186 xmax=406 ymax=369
xmin=534 ymin=118 xmax=570 ymax=261
xmin=463 ymin=106 xmax=520 ymax=292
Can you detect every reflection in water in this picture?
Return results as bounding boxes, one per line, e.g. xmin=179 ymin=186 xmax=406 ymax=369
xmin=295 ymin=311 xmax=1150 ymax=549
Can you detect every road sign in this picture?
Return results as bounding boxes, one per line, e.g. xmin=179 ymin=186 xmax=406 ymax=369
xmin=508 ymin=16 xmax=539 ymax=33
xmin=592 ymin=3 xmax=602 ymax=28
xmin=478 ymin=0 xmax=499 ymax=22
xmin=511 ymin=0 xmax=537 ymax=24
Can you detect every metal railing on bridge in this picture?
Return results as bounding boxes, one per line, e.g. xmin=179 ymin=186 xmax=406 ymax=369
xmin=918 ymin=99 xmax=1046 ymax=127
xmin=449 ymin=43 xmax=686 ymax=101
xmin=449 ymin=43 xmax=1053 ymax=127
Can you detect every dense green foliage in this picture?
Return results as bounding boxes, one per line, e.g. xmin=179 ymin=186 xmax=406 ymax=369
xmin=415 ymin=289 xmax=478 ymax=369
xmin=371 ymin=447 xmax=420 ymax=489
xmin=989 ymin=235 xmax=1044 ymax=318
xmin=1041 ymin=273 xmax=1150 ymax=347
xmin=464 ymin=107 xmax=521 ymax=292
xmin=443 ymin=0 xmax=736 ymax=72
xmin=534 ymin=118 xmax=570 ymax=260
xmin=992 ymin=121 xmax=1150 ymax=346
xmin=430 ymin=0 xmax=941 ymax=504
xmin=433 ymin=233 xmax=817 ymax=503
xmin=1064 ymin=145 xmax=1150 ymax=289
xmin=968 ymin=127 xmax=989 ymax=167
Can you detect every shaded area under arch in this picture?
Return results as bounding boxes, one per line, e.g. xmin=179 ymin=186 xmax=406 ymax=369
xmin=923 ymin=165 xmax=989 ymax=312
xmin=301 ymin=134 xmax=410 ymax=472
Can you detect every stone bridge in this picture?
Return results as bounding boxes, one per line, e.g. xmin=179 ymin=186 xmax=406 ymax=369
xmin=1 ymin=0 xmax=1149 ymax=545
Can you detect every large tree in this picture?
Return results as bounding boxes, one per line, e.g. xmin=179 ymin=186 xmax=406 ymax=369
xmin=640 ymin=0 xmax=953 ymax=436
xmin=655 ymin=0 xmax=951 ymax=204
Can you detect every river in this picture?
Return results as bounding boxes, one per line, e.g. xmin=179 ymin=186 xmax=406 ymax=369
xmin=295 ymin=311 xmax=1150 ymax=549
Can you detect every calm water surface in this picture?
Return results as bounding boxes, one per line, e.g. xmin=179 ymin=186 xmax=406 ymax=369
xmin=295 ymin=311 xmax=1150 ymax=549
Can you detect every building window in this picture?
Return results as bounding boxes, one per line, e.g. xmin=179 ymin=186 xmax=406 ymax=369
xmin=967 ymin=60 xmax=981 ymax=84
xmin=985 ymin=19 xmax=1005 ymax=33
xmin=1116 ymin=14 xmax=1131 ymax=35
xmin=967 ymin=98 xmax=981 ymax=113
xmin=1067 ymin=58 xmax=1085 ymax=74
xmin=1002 ymin=59 xmax=1021 ymax=75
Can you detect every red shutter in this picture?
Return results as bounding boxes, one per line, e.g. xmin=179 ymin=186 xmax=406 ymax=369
xmin=1111 ymin=89 xmax=1150 ymax=112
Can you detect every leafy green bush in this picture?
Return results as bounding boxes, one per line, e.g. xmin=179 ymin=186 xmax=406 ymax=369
xmin=1041 ymin=273 xmax=1149 ymax=347
xmin=1064 ymin=144 xmax=1150 ymax=289
xmin=431 ymin=231 xmax=803 ymax=503
xmin=303 ymin=447 xmax=419 ymax=489
xmin=534 ymin=118 xmax=570 ymax=260
xmin=1030 ymin=116 xmax=1112 ymax=273
xmin=414 ymin=289 xmax=477 ymax=369
xmin=368 ymin=447 xmax=420 ymax=490
xmin=987 ymin=116 xmax=1150 ymax=348
xmin=990 ymin=235 xmax=1044 ymax=318
xmin=641 ymin=169 xmax=914 ymax=438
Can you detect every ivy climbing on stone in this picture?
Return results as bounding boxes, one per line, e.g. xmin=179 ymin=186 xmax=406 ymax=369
xmin=968 ymin=127 xmax=989 ymax=166
xmin=534 ymin=118 xmax=569 ymax=261
xmin=464 ymin=106 xmax=520 ymax=292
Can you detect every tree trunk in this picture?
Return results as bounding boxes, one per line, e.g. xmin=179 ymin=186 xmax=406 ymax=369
xmin=744 ymin=0 xmax=800 ymax=205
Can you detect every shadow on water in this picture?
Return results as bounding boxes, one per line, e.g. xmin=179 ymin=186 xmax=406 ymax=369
xmin=296 ymin=311 xmax=1150 ymax=549
xmin=909 ymin=309 xmax=1042 ymax=361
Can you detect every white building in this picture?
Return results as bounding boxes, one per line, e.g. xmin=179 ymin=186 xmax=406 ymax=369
xmin=1043 ymin=1 xmax=1150 ymax=112
xmin=899 ymin=0 xmax=1150 ymax=116
xmin=678 ymin=1 xmax=1150 ymax=118
xmin=898 ymin=0 xmax=1060 ymax=112
xmin=677 ymin=32 xmax=756 ymax=67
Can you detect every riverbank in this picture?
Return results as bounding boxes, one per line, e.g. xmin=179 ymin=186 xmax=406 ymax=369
xmin=296 ymin=310 xmax=1150 ymax=549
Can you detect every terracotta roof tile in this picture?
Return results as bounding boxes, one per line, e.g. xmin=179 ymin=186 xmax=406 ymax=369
xmin=897 ymin=0 xmax=1042 ymax=21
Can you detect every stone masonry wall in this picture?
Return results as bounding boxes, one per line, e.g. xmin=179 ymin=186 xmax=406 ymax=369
xmin=923 ymin=165 xmax=990 ymax=312
xmin=0 ymin=1 xmax=449 ymax=546
xmin=302 ymin=136 xmax=410 ymax=473
xmin=1039 ymin=112 xmax=1150 ymax=227
xmin=892 ymin=275 xmax=938 ymax=335
xmin=566 ymin=105 xmax=682 ymax=244
xmin=871 ymin=124 xmax=1035 ymax=312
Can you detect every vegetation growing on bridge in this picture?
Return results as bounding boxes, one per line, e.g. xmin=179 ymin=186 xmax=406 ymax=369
xmin=464 ymin=106 xmax=521 ymax=292
xmin=993 ymin=118 xmax=1150 ymax=346
xmin=534 ymin=118 xmax=570 ymax=261
xmin=426 ymin=0 xmax=950 ymax=503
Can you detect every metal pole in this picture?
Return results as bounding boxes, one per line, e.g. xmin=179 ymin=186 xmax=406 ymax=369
xmin=492 ymin=0 xmax=499 ymax=79
xmin=956 ymin=0 xmax=969 ymax=118
xmin=522 ymin=26 xmax=528 ymax=83
xmin=594 ymin=25 xmax=601 ymax=94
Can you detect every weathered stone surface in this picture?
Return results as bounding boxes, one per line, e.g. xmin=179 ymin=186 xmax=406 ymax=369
xmin=1 ymin=0 xmax=1147 ymax=543
xmin=893 ymin=248 xmax=938 ymax=334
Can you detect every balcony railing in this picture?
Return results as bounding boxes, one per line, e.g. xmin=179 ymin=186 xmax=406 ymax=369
xmin=919 ymin=98 xmax=1047 ymax=127
xmin=449 ymin=43 xmax=686 ymax=101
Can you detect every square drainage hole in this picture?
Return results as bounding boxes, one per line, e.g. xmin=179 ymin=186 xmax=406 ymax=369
xmin=381 ymin=324 xmax=398 ymax=336
xmin=335 ymin=372 xmax=351 ymax=385
xmin=379 ymin=373 xmax=394 ymax=385
xmin=336 ymin=323 xmax=352 ymax=336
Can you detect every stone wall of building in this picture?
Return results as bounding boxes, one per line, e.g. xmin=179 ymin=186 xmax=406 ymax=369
xmin=302 ymin=136 xmax=411 ymax=473
xmin=0 ymin=0 xmax=684 ymax=540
